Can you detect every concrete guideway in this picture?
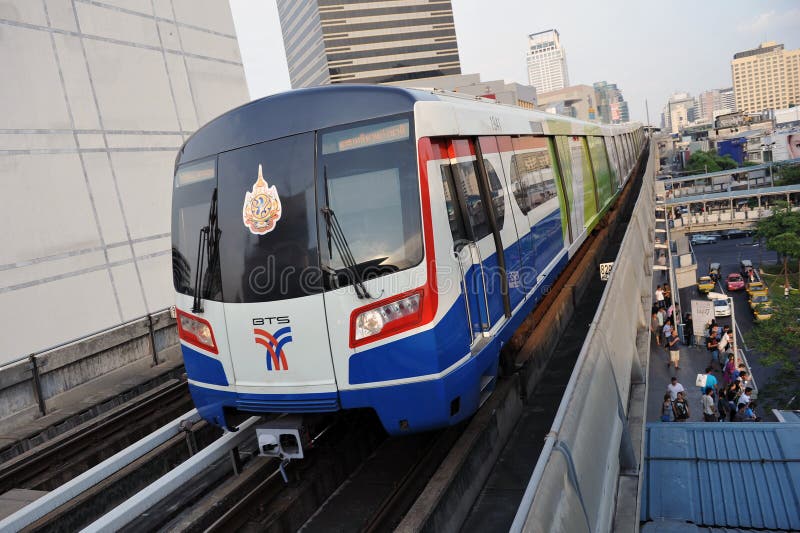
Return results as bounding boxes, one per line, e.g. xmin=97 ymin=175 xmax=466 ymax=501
xmin=510 ymin=141 xmax=658 ymax=532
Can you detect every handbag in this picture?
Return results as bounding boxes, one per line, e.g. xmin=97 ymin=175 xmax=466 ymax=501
xmin=695 ymin=373 xmax=707 ymax=388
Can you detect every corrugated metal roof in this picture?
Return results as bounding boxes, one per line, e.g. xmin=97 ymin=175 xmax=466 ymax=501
xmin=642 ymin=423 xmax=800 ymax=531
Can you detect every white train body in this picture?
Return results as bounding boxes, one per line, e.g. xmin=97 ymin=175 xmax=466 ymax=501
xmin=171 ymin=86 xmax=645 ymax=435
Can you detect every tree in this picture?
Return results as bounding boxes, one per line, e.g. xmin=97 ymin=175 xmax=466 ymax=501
xmin=686 ymin=150 xmax=740 ymax=173
xmin=769 ymin=232 xmax=800 ymax=290
xmin=755 ymin=203 xmax=800 ymax=289
xmin=744 ymin=292 xmax=800 ymax=410
xmin=775 ymin=163 xmax=800 ymax=186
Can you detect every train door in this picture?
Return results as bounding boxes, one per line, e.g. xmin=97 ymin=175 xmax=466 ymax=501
xmin=446 ymin=138 xmax=510 ymax=340
xmin=478 ymin=136 xmax=525 ymax=310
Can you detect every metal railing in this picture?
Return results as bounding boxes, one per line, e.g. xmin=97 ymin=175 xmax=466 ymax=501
xmin=1 ymin=307 xmax=174 ymax=419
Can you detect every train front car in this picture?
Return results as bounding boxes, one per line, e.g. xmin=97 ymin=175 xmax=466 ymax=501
xmin=171 ymin=86 xmax=491 ymax=435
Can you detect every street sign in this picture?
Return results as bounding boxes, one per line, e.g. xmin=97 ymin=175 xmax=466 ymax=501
xmin=599 ymin=262 xmax=614 ymax=281
xmin=690 ymin=299 xmax=714 ymax=338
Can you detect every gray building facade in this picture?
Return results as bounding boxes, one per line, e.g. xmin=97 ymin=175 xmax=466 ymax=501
xmin=0 ymin=0 xmax=249 ymax=363
xmin=277 ymin=0 xmax=462 ymax=87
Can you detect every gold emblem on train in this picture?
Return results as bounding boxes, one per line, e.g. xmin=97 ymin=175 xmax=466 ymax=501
xmin=243 ymin=164 xmax=282 ymax=235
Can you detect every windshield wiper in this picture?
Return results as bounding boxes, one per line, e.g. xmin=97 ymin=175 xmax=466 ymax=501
xmin=192 ymin=188 xmax=218 ymax=312
xmin=321 ymin=206 xmax=371 ymax=299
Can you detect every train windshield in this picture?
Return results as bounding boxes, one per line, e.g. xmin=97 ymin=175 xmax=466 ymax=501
xmin=172 ymin=116 xmax=422 ymax=303
xmin=215 ymin=132 xmax=320 ymax=303
xmin=318 ymin=116 xmax=422 ymax=285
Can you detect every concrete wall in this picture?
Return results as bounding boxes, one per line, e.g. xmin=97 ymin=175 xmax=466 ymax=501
xmin=0 ymin=0 xmax=249 ymax=364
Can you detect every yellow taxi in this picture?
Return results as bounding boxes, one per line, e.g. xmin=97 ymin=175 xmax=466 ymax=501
xmin=749 ymin=293 xmax=772 ymax=310
xmin=753 ymin=305 xmax=773 ymax=321
xmin=697 ymin=276 xmax=715 ymax=294
xmin=746 ymin=281 xmax=768 ymax=298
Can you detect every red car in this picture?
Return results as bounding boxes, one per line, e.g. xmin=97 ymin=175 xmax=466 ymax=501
xmin=727 ymin=273 xmax=745 ymax=291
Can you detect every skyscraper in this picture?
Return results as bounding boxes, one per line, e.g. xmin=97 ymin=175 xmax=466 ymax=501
xmin=526 ymin=30 xmax=569 ymax=94
xmin=731 ymin=41 xmax=800 ymax=114
xmin=593 ymin=81 xmax=630 ymax=124
xmin=277 ymin=0 xmax=462 ymax=88
xmin=695 ymin=88 xmax=736 ymax=123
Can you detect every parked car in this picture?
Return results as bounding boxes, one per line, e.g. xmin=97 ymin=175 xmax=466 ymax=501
xmin=754 ymin=305 xmax=773 ymax=321
xmin=697 ymin=276 xmax=715 ymax=294
xmin=707 ymin=292 xmax=732 ymax=317
xmin=691 ymin=234 xmax=719 ymax=245
xmin=746 ymin=281 xmax=768 ymax=298
xmin=721 ymin=228 xmax=752 ymax=239
xmin=749 ymin=293 xmax=771 ymax=310
xmin=726 ymin=273 xmax=745 ymax=291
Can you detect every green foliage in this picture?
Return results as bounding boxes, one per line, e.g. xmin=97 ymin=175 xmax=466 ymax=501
xmin=745 ymin=293 xmax=800 ymax=410
xmin=748 ymin=205 xmax=800 ymax=410
xmin=774 ymin=163 xmax=800 ymax=186
xmin=686 ymin=150 xmax=739 ymax=173
xmin=754 ymin=203 xmax=800 ymax=247
xmin=742 ymin=161 xmax=759 ymax=167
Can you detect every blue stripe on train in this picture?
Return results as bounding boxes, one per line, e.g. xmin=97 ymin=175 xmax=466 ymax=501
xmin=348 ymin=251 xmax=569 ymax=385
xmin=181 ymin=344 xmax=229 ymax=386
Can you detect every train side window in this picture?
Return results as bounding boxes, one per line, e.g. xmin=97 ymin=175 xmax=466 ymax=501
xmin=451 ymin=161 xmax=491 ymax=241
xmin=483 ymin=160 xmax=505 ymax=230
xmin=509 ymin=139 xmax=558 ymax=216
xmin=441 ymin=164 xmax=469 ymax=246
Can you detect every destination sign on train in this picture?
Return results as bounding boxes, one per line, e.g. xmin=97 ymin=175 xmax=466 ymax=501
xmin=322 ymin=119 xmax=409 ymax=154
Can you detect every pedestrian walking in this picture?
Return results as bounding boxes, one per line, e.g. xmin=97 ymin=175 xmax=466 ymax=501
xmin=737 ymin=387 xmax=753 ymax=409
xmin=667 ymin=331 xmax=681 ymax=370
xmin=684 ymin=312 xmax=693 ymax=346
xmin=667 ymin=377 xmax=685 ymax=401
xmin=702 ymin=389 xmax=717 ymax=422
xmin=651 ymin=311 xmax=661 ymax=346
xmin=673 ymin=391 xmax=690 ymax=421
xmin=723 ymin=354 xmax=736 ymax=386
xmin=663 ymin=284 xmax=672 ymax=307
xmin=706 ymin=329 xmax=719 ymax=367
xmin=661 ymin=393 xmax=673 ymax=422
xmin=655 ymin=285 xmax=665 ymax=308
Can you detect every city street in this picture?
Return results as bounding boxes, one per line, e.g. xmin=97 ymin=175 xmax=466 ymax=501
xmin=681 ymin=236 xmax=780 ymax=390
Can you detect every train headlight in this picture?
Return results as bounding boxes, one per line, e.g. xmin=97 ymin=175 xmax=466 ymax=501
xmin=351 ymin=291 xmax=423 ymax=347
xmin=176 ymin=309 xmax=219 ymax=354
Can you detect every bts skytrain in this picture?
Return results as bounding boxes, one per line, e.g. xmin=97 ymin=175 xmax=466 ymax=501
xmin=171 ymin=85 xmax=645 ymax=435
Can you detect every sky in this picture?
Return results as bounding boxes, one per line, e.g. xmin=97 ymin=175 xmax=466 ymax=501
xmin=229 ymin=0 xmax=800 ymax=124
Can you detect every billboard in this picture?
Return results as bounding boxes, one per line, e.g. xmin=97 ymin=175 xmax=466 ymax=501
xmin=772 ymin=131 xmax=800 ymax=162
xmin=690 ymin=299 xmax=714 ymax=338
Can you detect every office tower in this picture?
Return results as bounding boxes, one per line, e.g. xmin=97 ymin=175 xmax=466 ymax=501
xmin=695 ymin=87 xmax=736 ymax=122
xmin=277 ymin=0 xmax=462 ymax=87
xmin=663 ymin=93 xmax=696 ymax=133
xmin=593 ymin=81 xmax=630 ymax=124
xmin=526 ymin=29 xmax=569 ymax=93
xmin=731 ymin=41 xmax=800 ymax=114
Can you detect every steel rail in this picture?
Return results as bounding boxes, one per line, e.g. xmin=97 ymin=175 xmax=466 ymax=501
xmin=0 ymin=380 xmax=189 ymax=492
xmin=81 ymin=416 xmax=261 ymax=532
xmin=0 ymin=408 xmax=200 ymax=532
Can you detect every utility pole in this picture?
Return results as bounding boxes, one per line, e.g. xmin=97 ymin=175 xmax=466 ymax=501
xmin=645 ymin=99 xmax=651 ymax=128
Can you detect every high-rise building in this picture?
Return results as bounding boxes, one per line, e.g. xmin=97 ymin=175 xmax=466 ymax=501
xmin=731 ymin=41 xmax=800 ymax=114
xmin=695 ymin=88 xmax=735 ymax=123
xmin=593 ymin=81 xmax=629 ymax=124
xmin=276 ymin=0 xmax=462 ymax=88
xmin=662 ymin=93 xmax=696 ymax=133
xmin=526 ymin=29 xmax=569 ymax=94
xmin=536 ymin=85 xmax=596 ymax=121
xmin=720 ymin=87 xmax=736 ymax=113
